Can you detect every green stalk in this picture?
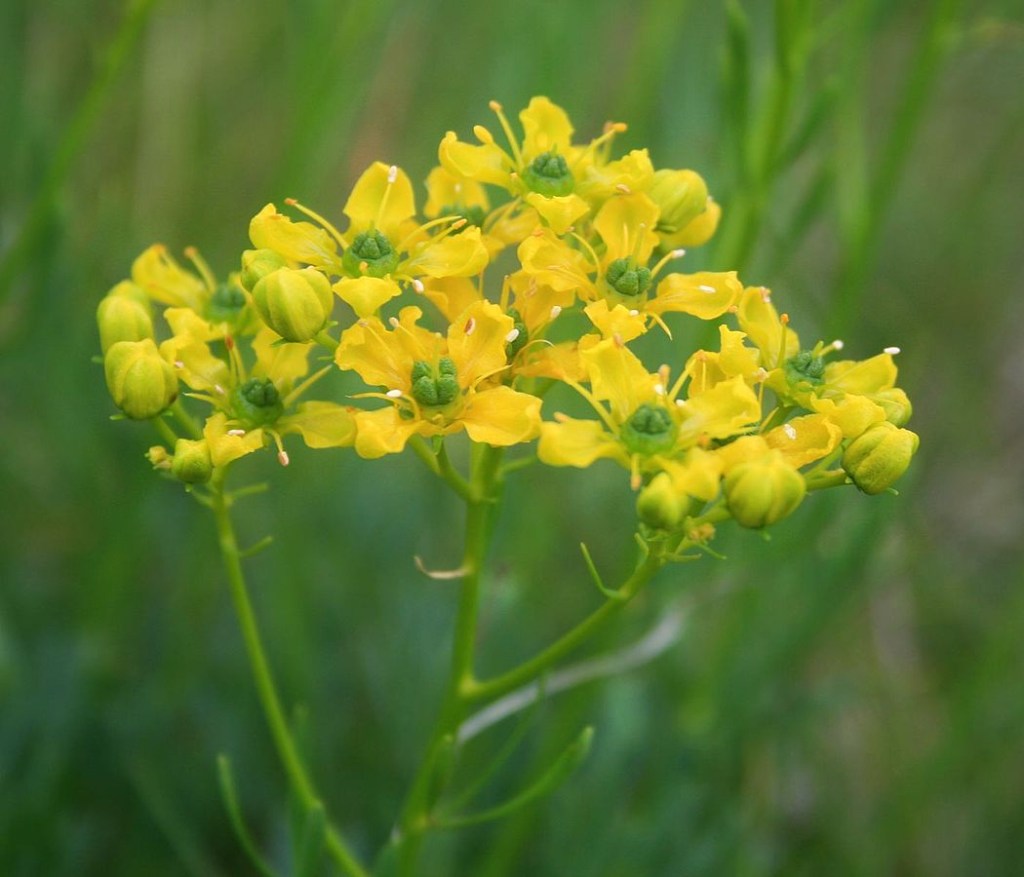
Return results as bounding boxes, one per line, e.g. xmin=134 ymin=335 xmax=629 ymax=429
xmin=210 ymin=474 xmax=368 ymax=877
xmin=391 ymin=443 xmax=504 ymax=875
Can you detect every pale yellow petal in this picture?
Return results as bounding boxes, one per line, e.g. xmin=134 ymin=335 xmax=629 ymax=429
xmin=764 ymin=414 xmax=843 ymax=468
xmin=524 ymin=192 xmax=590 ymax=235
xmin=249 ymin=204 xmax=340 ymax=271
xmin=281 ymin=401 xmax=356 ymax=449
xmin=460 ymin=386 xmax=541 ymax=446
xmin=649 ymin=271 xmax=742 ymax=321
xmin=447 ymin=300 xmax=513 ymax=386
xmin=538 ymin=418 xmax=624 ymax=468
xmin=332 ymin=276 xmax=402 ymax=318
xmin=592 ymin=193 xmax=660 ymax=262
xmin=519 ymin=96 xmax=574 ymax=159
xmin=343 ymin=162 xmax=416 ymax=240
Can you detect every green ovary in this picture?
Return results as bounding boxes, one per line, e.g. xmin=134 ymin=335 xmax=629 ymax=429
xmin=411 ymin=357 xmax=460 ymax=407
xmin=343 ymin=230 xmax=400 ymax=277
xmin=621 ymin=403 xmax=677 ymax=456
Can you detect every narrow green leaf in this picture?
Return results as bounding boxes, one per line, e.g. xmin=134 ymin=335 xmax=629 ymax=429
xmin=292 ymin=802 xmax=326 ymax=877
xmin=436 ymin=727 xmax=594 ymax=830
xmin=216 ymin=755 xmax=281 ymax=877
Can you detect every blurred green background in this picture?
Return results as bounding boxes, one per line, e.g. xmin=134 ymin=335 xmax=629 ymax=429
xmin=3 ymin=0 xmax=1023 ymax=874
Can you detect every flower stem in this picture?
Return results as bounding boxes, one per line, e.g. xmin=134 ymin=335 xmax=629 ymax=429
xmin=210 ymin=474 xmax=368 ymax=877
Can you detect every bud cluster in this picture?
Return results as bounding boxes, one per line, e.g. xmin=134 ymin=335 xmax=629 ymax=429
xmin=99 ymin=97 xmax=917 ymax=542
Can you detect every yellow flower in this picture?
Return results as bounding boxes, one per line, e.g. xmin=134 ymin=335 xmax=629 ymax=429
xmin=335 ymin=301 xmax=542 ymax=458
xmin=538 ymin=337 xmax=761 ymax=487
xmin=250 ymin=162 xmax=489 ymax=319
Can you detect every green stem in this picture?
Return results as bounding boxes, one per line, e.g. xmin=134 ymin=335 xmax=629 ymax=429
xmin=467 ymin=549 xmax=665 ymax=704
xmin=391 ymin=443 xmax=503 ymax=875
xmin=210 ymin=474 xmax=368 ymax=877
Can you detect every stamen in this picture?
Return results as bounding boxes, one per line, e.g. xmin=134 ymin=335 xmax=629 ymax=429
xmin=411 ymin=278 xmax=425 ymax=293
xmin=488 ymin=99 xmax=523 ymax=167
xmin=375 ymin=166 xmax=400 ymax=229
xmin=472 ymin=125 xmax=494 ymax=145
xmin=550 ymin=305 xmax=562 ymax=320
xmin=505 ymin=328 xmax=520 ymax=343
xmin=759 ymin=286 xmax=772 ymax=303
xmin=884 ymin=346 xmax=901 ymax=355
xmin=174 ymin=360 xmax=185 ymax=369
xmin=650 ymin=247 xmax=686 ymax=278
xmin=554 ymin=411 xmax=570 ymax=423
xmin=832 ymin=339 xmax=844 ymax=350
xmin=613 ymin=333 xmax=624 ymax=348
xmin=628 ymin=309 xmax=639 ymax=317
xmin=465 ymin=317 xmax=477 ymax=336
xmin=653 ymin=383 xmax=665 ymax=396
xmin=183 ymin=246 xmax=216 ymax=292
xmin=214 ymin=384 xmax=226 ymax=396
xmin=615 ymin=183 xmax=631 ymax=194
xmin=753 ymin=367 xmax=769 ymax=381
xmin=386 ymin=388 xmax=403 ymax=398
xmin=284 ymin=198 xmax=347 ymax=248
xmin=278 ymin=450 xmax=290 ymax=467
xmin=783 ymin=423 xmax=797 ymax=440
xmin=698 ymin=284 xmax=717 ymax=294
xmin=389 ymin=317 xmax=400 ymax=328
xmin=387 ymin=165 xmax=398 ymax=183
xmin=227 ymin=428 xmax=246 ymax=437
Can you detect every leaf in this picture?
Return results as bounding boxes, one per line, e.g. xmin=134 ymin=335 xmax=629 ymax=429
xmin=216 ymin=755 xmax=281 ymax=877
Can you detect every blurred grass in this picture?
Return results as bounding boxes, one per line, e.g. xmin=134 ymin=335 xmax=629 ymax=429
xmin=2 ymin=0 xmax=1024 ymax=874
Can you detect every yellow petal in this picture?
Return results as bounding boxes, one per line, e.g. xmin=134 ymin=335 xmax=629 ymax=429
xmin=824 ymin=353 xmax=897 ymax=395
xmin=439 ymin=131 xmax=510 ymax=188
xmin=714 ymin=435 xmax=771 ymax=473
xmin=519 ymin=96 xmax=574 ymax=159
xmin=538 ymin=418 xmax=624 ymax=467
xmin=423 ymin=166 xmax=490 ymax=217
xmin=737 ymin=286 xmax=799 ymax=368
xmin=332 ymin=276 xmax=402 ymax=318
xmin=661 ymin=448 xmax=723 ymax=502
xmin=251 ymin=326 xmax=311 ymax=387
xmin=131 ymin=245 xmax=206 ymax=310
xmin=576 ymin=149 xmax=655 ymax=205
xmin=592 ymin=193 xmax=660 ymax=262
xmin=421 ymin=276 xmax=484 ymax=324
xmin=447 ymin=300 xmax=513 ymax=386
xmin=582 ymin=338 xmax=657 ymax=423
xmin=524 ymin=192 xmax=590 ymax=235
xmin=164 ymin=307 xmax=220 ymax=343
xmin=764 ymin=414 xmax=843 ymax=468
xmin=203 ymin=412 xmax=264 ymax=467
xmin=249 ymin=204 xmax=340 ymax=271
xmin=583 ymin=300 xmax=647 ymax=342
xmin=352 ymin=407 xmax=423 ymax=459
xmin=660 ymin=198 xmax=721 ymax=249
xmin=515 ymin=340 xmax=586 ymax=382
xmin=460 ymin=386 xmax=541 ymax=446
xmin=343 ymin=162 xmax=416 ymax=240
xmin=158 ymin=336 xmax=229 ymax=392
xmin=336 ymin=317 xmax=415 ymax=390
xmin=406 ymin=226 xmax=489 ymax=278
xmin=812 ymin=394 xmax=887 ymax=439
xmin=650 ymin=271 xmax=742 ymax=321
xmin=677 ymin=375 xmax=761 ymax=444
xmin=517 ymin=231 xmax=591 ymax=293
xmin=282 ymin=401 xmax=356 ymax=448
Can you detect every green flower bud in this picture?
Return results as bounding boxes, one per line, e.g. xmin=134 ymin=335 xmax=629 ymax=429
xmin=724 ymin=453 xmax=806 ymax=529
xmin=411 ymin=357 xmax=460 ymax=407
xmin=342 ymin=230 xmax=400 ymax=278
xmin=251 ymin=267 xmax=333 ymax=342
xmin=621 ymin=403 xmax=677 ymax=456
xmin=873 ymin=388 xmax=913 ymax=427
xmin=649 ymin=169 xmax=708 ymax=234
xmin=842 ymin=421 xmax=919 ymax=495
xmin=232 ymin=377 xmax=284 ymax=427
xmin=785 ymin=350 xmax=826 ymax=388
xmin=522 ymin=151 xmax=574 ymax=197
xmin=636 ymin=472 xmax=684 ymax=530
xmin=206 ymin=282 xmax=249 ymax=323
xmin=171 ymin=438 xmax=213 ymax=484
xmin=605 ymin=258 xmax=652 ymax=298
xmin=97 ymin=291 xmax=154 ymax=354
xmin=103 ymin=339 xmax=178 ymax=420
xmin=240 ymin=248 xmax=288 ymax=292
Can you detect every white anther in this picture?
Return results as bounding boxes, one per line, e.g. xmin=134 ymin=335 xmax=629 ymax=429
xmin=653 ymin=383 xmax=666 ymax=396
xmin=831 ymin=339 xmax=845 ymax=351
xmin=628 ymin=309 xmax=639 ymax=317
xmin=783 ymin=423 xmax=797 ymax=440
xmin=278 ymin=450 xmax=290 ymax=467
xmin=505 ymin=328 xmax=520 ymax=343
xmin=671 ymin=248 xmax=686 ymax=259
xmin=465 ymin=317 xmax=476 ymax=336
xmin=387 ymin=165 xmax=398 ymax=183
xmin=173 ymin=360 xmax=185 ymax=369
xmin=615 ymin=183 xmax=632 ymax=194
xmin=753 ymin=367 xmax=769 ymax=381
xmin=411 ymin=278 xmax=425 ymax=293
xmin=389 ymin=317 xmax=400 ymax=328
xmin=699 ymin=284 xmax=717 ymax=294
xmin=884 ymin=346 xmax=901 ymax=355
xmin=214 ymin=384 xmax=226 ymax=395
xmin=550 ymin=305 xmax=562 ymax=320
xmin=386 ymin=388 xmax=403 ymax=398
xmin=227 ymin=429 xmax=246 ymax=437
xmin=675 ymin=398 xmax=686 ymax=407
xmin=759 ymin=287 xmax=771 ymax=303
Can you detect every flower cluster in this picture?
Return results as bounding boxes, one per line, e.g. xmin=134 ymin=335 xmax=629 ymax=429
xmin=98 ymin=97 xmax=918 ymax=541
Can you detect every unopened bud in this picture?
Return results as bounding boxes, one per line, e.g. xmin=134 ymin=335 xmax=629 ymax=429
xmin=842 ymin=421 xmax=919 ymax=495
xmin=104 ymin=339 xmax=178 ymax=420
xmin=873 ymin=388 xmax=913 ymax=427
xmin=724 ymin=452 xmax=806 ymax=529
xmin=240 ymin=248 xmax=288 ymax=292
xmin=252 ymin=266 xmax=333 ymax=342
xmin=661 ymin=198 xmax=722 ymax=249
xmin=97 ymin=284 xmax=154 ymax=353
xmin=649 ymin=169 xmax=708 ymax=234
xmin=636 ymin=472 xmax=684 ymax=530
xmin=171 ymin=438 xmax=213 ymax=484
